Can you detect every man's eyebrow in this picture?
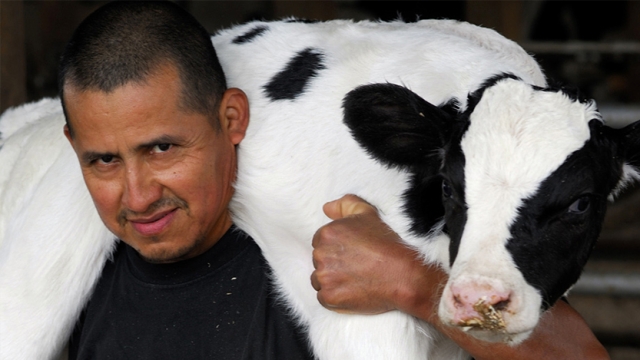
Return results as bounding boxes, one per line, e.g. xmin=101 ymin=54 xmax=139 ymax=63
xmin=134 ymin=134 xmax=183 ymax=152
xmin=79 ymin=135 xmax=183 ymax=164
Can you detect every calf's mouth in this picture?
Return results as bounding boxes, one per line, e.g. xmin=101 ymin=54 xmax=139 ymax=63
xmin=457 ymin=298 xmax=513 ymax=343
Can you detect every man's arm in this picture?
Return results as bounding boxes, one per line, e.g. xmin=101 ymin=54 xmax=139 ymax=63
xmin=310 ymin=195 xmax=610 ymax=360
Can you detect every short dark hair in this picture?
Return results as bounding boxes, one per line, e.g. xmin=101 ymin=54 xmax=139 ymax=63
xmin=59 ymin=1 xmax=227 ymax=135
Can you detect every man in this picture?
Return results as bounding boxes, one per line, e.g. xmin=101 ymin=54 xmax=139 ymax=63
xmin=58 ymin=1 xmax=607 ymax=359
xmin=60 ymin=2 xmax=312 ymax=359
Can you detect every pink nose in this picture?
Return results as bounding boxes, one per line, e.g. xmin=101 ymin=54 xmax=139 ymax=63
xmin=448 ymin=281 xmax=511 ymax=325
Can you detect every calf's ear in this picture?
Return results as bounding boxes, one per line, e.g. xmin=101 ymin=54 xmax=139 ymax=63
xmin=342 ymin=83 xmax=454 ymax=169
xmin=611 ymin=119 xmax=640 ymax=196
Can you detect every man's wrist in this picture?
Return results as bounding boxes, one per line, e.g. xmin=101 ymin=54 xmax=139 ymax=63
xmin=392 ymin=260 xmax=445 ymax=325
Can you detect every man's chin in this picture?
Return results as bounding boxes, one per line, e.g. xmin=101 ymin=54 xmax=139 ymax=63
xmin=128 ymin=238 xmax=205 ymax=264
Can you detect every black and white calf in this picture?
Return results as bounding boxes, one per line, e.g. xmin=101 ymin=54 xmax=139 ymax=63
xmin=215 ymin=19 xmax=640 ymax=357
xmin=1 ymin=19 xmax=639 ymax=360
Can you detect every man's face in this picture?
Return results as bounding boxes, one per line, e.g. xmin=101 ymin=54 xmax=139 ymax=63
xmin=64 ymin=65 xmax=247 ymax=263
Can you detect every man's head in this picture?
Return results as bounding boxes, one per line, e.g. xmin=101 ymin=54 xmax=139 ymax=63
xmin=60 ymin=1 xmax=249 ymax=263
xmin=59 ymin=1 xmax=227 ymax=136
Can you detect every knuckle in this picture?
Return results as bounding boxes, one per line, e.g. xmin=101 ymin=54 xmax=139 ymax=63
xmin=312 ymin=248 xmax=327 ymax=268
xmin=315 ymin=224 xmax=341 ymax=244
xmin=316 ymin=291 xmax=330 ymax=307
xmin=310 ymin=272 xmax=320 ymax=290
xmin=342 ymin=194 xmax=360 ymax=202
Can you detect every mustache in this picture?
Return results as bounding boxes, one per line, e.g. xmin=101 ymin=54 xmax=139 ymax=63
xmin=118 ymin=197 xmax=188 ymax=226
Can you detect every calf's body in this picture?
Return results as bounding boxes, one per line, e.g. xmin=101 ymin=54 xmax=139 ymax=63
xmin=1 ymin=19 xmax=639 ymax=360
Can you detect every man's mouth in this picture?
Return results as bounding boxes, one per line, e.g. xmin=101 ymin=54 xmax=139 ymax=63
xmin=129 ymin=209 xmax=178 ymax=236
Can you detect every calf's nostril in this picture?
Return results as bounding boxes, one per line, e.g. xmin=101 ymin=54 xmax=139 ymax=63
xmin=493 ymin=299 xmax=510 ymax=311
xmin=453 ymin=294 xmax=463 ymax=307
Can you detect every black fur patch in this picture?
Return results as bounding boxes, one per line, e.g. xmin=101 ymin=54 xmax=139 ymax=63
xmin=403 ymin=103 xmax=470 ymax=241
xmin=263 ymin=48 xmax=326 ymax=101
xmin=402 ymin=166 xmax=446 ymax=236
xmin=341 ymin=83 xmax=469 ymax=239
xmin=535 ymin=78 xmax=590 ymax=104
xmin=342 ymin=83 xmax=454 ymax=169
xmin=439 ymin=98 xmax=461 ymax=118
xmin=507 ymin=120 xmax=622 ymax=308
xmin=284 ymin=18 xmax=320 ymax=24
xmin=232 ymin=25 xmax=269 ymax=44
xmin=440 ymin=136 xmax=468 ymax=266
xmin=619 ymin=120 xmax=640 ymax=168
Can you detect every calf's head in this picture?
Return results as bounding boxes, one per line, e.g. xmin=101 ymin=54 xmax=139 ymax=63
xmin=343 ymin=76 xmax=640 ymax=343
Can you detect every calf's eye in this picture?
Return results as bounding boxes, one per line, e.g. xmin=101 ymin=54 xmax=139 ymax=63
xmin=568 ymin=196 xmax=590 ymax=214
xmin=442 ymin=180 xmax=453 ymax=199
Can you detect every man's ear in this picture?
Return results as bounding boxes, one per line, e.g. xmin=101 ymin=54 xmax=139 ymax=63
xmin=63 ymin=124 xmax=74 ymax=146
xmin=218 ymin=88 xmax=250 ymax=145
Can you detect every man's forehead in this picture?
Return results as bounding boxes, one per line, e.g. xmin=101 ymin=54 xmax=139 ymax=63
xmin=67 ymin=71 xmax=180 ymax=119
xmin=63 ymin=60 xmax=180 ymax=94
xmin=68 ymin=65 xmax=214 ymax=125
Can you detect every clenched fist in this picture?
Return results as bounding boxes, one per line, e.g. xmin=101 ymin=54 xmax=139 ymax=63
xmin=310 ymin=194 xmax=445 ymax=319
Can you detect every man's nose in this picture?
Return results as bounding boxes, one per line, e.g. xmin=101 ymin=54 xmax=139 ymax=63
xmin=121 ymin=163 xmax=162 ymax=213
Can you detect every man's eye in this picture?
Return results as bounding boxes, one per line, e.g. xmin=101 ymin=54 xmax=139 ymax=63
xmin=152 ymin=143 xmax=172 ymax=153
xmin=98 ymin=155 xmax=114 ymax=164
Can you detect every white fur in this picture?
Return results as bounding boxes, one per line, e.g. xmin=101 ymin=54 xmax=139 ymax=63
xmin=0 ymin=98 xmax=62 ymax=147
xmin=0 ymin=102 xmax=115 ymax=359
xmin=0 ymin=19 xmax=611 ymax=359
xmin=610 ymin=163 xmax=640 ymax=200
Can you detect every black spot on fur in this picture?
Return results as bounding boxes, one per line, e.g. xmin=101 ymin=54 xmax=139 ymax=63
xmin=263 ymin=48 xmax=326 ymax=101
xmin=441 ymin=143 xmax=469 ymax=265
xmin=285 ymin=18 xmax=320 ymax=24
xmin=341 ymin=83 xmax=471 ymax=241
xmin=507 ymin=120 xmax=623 ymax=308
xmin=438 ymin=98 xmax=461 ymax=118
xmin=478 ymin=72 xmax=522 ymax=90
xmin=402 ymin=101 xmax=469 ymax=240
xmin=533 ymin=81 xmax=591 ymax=105
xmin=232 ymin=25 xmax=269 ymax=44
xmin=402 ymin=167 xmax=445 ymax=236
xmin=342 ymin=83 xmax=454 ymax=169
xmin=619 ymin=120 xmax=640 ymax=169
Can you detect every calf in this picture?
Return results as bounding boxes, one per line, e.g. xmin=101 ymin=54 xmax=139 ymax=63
xmin=1 ymin=19 xmax=639 ymax=360
xmin=216 ymin=19 xmax=640 ymax=358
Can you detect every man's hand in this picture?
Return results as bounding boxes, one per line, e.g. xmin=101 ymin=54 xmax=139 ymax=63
xmin=310 ymin=194 xmax=442 ymax=316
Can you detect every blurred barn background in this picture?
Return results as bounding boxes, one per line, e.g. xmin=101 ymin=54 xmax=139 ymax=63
xmin=1 ymin=1 xmax=639 ymax=358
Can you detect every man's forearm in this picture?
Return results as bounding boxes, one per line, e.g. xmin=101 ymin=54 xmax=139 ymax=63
xmin=395 ymin=266 xmax=610 ymax=360
xmin=436 ymin=302 xmax=608 ymax=359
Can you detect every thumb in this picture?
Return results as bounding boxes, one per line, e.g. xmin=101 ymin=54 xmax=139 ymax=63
xmin=323 ymin=194 xmax=378 ymax=220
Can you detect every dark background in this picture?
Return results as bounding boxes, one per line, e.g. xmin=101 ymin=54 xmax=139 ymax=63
xmin=1 ymin=1 xmax=639 ymax=358
xmin=3 ymin=1 xmax=640 ymax=110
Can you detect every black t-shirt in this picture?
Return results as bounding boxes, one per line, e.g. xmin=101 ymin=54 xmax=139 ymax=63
xmin=69 ymin=226 xmax=314 ymax=360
